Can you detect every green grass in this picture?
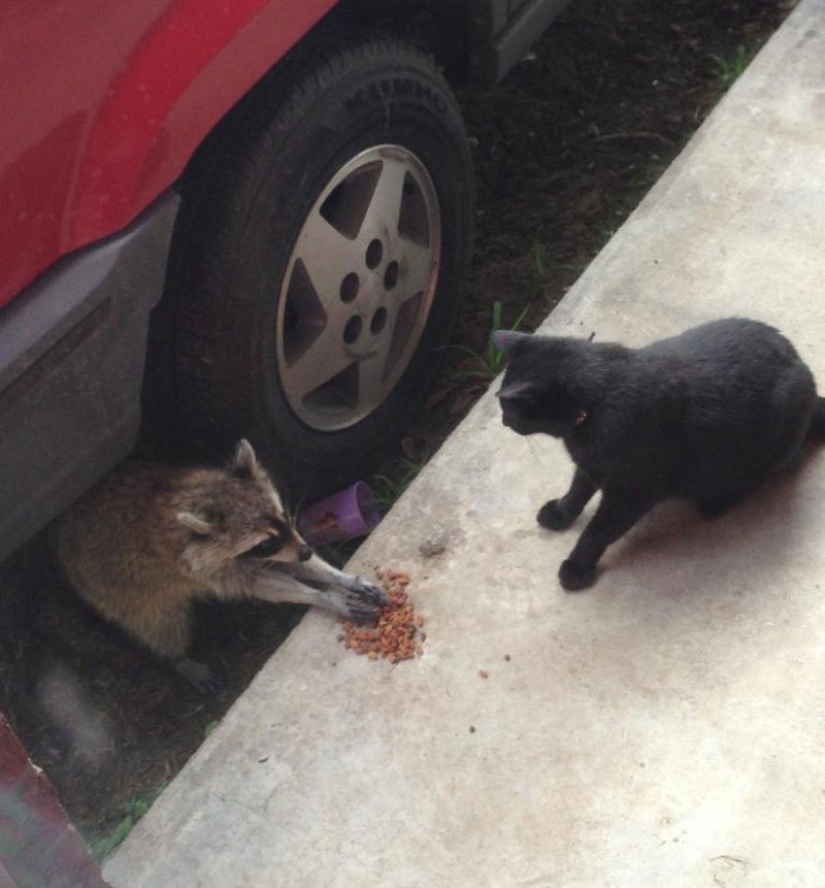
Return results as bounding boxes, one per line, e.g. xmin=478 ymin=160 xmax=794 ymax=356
xmin=529 ymin=234 xmax=589 ymax=290
xmin=451 ymin=299 xmax=531 ymax=383
xmin=530 ymin=237 xmax=549 ymax=286
xmin=711 ymin=44 xmax=750 ymax=89
xmin=370 ymin=459 xmax=425 ymax=511
xmin=86 ymin=783 xmax=168 ymax=860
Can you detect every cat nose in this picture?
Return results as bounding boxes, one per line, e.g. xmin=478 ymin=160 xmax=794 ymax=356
xmin=298 ymin=545 xmax=313 ymax=562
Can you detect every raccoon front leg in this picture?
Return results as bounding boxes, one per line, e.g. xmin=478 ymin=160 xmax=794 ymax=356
xmin=290 ymin=552 xmax=388 ymax=604
xmin=559 ymin=490 xmax=654 ymax=591
xmin=288 ymin=553 xmax=388 ymax=608
xmin=254 ymin=568 xmax=386 ymax=624
xmin=537 ymin=468 xmax=598 ymax=530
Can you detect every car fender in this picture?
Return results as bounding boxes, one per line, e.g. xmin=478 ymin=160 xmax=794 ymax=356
xmin=70 ymin=0 xmax=338 ymax=247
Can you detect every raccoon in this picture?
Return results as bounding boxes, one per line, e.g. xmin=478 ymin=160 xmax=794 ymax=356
xmin=56 ymin=440 xmax=387 ymax=691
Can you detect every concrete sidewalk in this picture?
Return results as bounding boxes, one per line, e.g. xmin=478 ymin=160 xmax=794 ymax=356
xmin=105 ymin=3 xmax=825 ymax=886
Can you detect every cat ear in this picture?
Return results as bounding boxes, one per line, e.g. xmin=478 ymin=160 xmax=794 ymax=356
xmin=491 ymin=329 xmax=531 ymax=357
xmin=497 ymin=379 xmax=537 ymax=403
xmin=231 ymin=439 xmax=259 ymax=480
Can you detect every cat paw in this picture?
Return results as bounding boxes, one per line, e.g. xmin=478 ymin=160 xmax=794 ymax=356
xmin=537 ymin=500 xmax=574 ymax=531
xmin=558 ymin=559 xmax=596 ymax=592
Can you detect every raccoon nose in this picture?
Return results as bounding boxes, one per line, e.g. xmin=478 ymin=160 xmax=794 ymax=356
xmin=298 ymin=545 xmax=313 ymax=562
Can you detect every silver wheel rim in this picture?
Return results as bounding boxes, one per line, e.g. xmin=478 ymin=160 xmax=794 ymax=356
xmin=275 ymin=144 xmax=442 ymax=431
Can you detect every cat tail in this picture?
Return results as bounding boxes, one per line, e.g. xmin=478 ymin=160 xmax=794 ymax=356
xmin=807 ymin=397 xmax=825 ymax=440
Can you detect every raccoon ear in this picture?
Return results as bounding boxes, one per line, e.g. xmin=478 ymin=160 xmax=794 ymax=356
xmin=177 ymin=511 xmax=215 ymax=536
xmin=491 ymin=329 xmax=531 ymax=357
xmin=231 ymin=439 xmax=259 ymax=480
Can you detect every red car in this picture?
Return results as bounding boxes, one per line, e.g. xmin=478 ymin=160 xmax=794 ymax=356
xmin=0 ymin=0 xmax=568 ymax=561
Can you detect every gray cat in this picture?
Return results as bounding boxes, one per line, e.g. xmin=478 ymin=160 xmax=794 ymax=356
xmin=494 ymin=318 xmax=825 ymax=591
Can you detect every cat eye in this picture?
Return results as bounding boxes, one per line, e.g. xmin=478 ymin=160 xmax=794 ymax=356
xmin=242 ymin=535 xmax=283 ymax=559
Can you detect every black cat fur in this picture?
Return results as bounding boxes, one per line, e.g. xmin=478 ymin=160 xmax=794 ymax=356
xmin=494 ymin=318 xmax=825 ymax=591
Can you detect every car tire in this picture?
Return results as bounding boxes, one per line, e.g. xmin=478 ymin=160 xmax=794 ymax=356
xmin=145 ymin=27 xmax=474 ymax=498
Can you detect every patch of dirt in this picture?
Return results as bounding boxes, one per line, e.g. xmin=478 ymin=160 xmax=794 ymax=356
xmin=0 ymin=0 xmax=795 ymax=855
xmin=397 ymin=0 xmax=796 ymax=466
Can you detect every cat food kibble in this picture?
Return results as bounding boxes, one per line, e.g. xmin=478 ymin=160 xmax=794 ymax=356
xmin=339 ymin=569 xmax=424 ymax=663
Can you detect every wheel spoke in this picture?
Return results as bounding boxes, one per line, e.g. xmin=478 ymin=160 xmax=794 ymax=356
xmin=296 ymin=210 xmax=362 ymax=304
xmin=400 ymin=238 xmax=435 ymax=296
xmin=356 ymin=328 xmax=396 ymax=407
xmin=360 ymin=156 xmax=408 ymax=239
xmin=282 ymin=324 xmax=353 ymax=402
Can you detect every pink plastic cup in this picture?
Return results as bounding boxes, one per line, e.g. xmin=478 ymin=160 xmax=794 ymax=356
xmin=298 ymin=482 xmax=382 ymax=547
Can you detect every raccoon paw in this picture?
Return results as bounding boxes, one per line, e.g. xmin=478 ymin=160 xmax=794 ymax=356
xmin=349 ymin=578 xmax=390 ymax=607
xmin=174 ymin=657 xmax=222 ymax=694
xmin=558 ymin=559 xmax=596 ymax=592
xmin=342 ymin=588 xmax=387 ymax=624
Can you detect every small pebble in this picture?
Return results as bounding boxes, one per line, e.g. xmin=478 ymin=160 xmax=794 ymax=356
xmin=419 ymin=536 xmax=447 ymax=558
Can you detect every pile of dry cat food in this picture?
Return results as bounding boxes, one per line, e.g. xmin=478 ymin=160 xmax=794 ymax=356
xmin=339 ymin=569 xmax=424 ymax=663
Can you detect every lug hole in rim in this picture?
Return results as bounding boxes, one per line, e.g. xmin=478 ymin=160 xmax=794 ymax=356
xmin=365 ymin=238 xmax=383 ymax=270
xmin=371 ymin=307 xmax=388 ymax=335
xmin=383 ymin=261 xmax=400 ymax=290
xmin=340 ymin=272 xmax=359 ymax=303
xmin=344 ymin=316 xmax=363 ymax=344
